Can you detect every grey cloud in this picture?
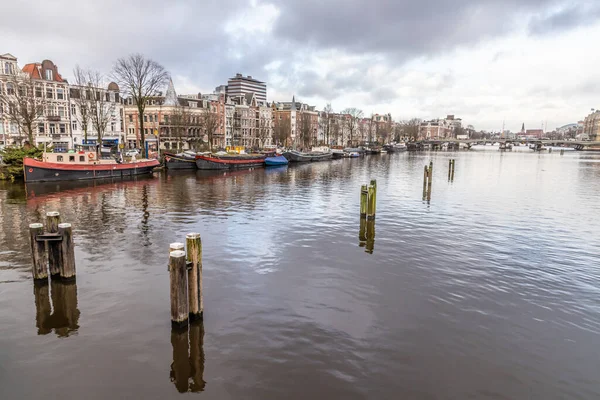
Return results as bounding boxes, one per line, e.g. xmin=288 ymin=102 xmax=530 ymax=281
xmin=270 ymin=0 xmax=562 ymax=59
xmin=528 ymin=2 xmax=600 ymax=35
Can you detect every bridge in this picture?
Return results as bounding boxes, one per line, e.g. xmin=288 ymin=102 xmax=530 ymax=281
xmin=416 ymin=139 xmax=600 ymax=151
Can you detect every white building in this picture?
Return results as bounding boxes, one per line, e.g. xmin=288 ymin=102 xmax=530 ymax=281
xmin=226 ymin=73 xmax=267 ymax=103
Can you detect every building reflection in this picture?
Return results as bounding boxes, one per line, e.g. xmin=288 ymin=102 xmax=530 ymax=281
xmin=33 ymin=280 xmax=80 ymax=337
xmin=170 ymin=321 xmax=205 ymax=393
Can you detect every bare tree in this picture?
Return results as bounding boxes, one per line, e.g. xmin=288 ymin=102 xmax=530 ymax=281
xmin=274 ymin=115 xmax=291 ymax=146
xmin=86 ymin=70 xmax=115 ymax=151
xmin=331 ymin=117 xmax=341 ymax=145
xmin=341 ymin=107 xmax=363 ymax=146
xmin=257 ymin=112 xmax=271 ymax=149
xmin=113 ymin=54 xmax=169 ymax=158
xmin=358 ymin=119 xmax=367 ymax=144
xmin=0 ymin=74 xmax=45 ymax=145
xmin=71 ymin=66 xmax=92 ymax=143
xmin=299 ymin=113 xmax=312 ymax=150
xmin=170 ymin=104 xmax=190 ymax=151
xmin=400 ymin=118 xmax=421 ymax=141
xmin=200 ymin=105 xmax=220 ymax=152
xmin=321 ymin=103 xmax=334 ymax=145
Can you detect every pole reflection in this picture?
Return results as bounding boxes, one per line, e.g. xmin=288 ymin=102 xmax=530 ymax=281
xmin=170 ymin=321 xmax=205 ymax=393
xmin=33 ymin=280 xmax=80 ymax=337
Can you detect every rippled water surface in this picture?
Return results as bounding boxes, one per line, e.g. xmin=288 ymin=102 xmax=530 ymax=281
xmin=1 ymin=151 xmax=600 ymax=399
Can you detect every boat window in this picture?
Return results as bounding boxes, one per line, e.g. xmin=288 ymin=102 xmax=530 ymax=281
xmin=57 ymin=155 xmax=63 ymax=162
xmin=79 ymin=156 xmax=85 ymax=162
xmin=69 ymin=156 xmax=75 ymax=162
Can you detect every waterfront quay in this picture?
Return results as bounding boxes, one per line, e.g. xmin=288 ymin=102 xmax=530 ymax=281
xmin=1 ymin=151 xmax=600 ymax=399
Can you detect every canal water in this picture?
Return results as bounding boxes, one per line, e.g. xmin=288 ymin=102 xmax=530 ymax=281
xmin=1 ymin=151 xmax=599 ymax=399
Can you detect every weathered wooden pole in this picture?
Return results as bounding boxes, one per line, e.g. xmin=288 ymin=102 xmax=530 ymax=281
xmin=29 ymin=223 xmax=47 ymax=282
xmin=46 ymin=211 xmax=61 ymax=277
xmin=370 ymin=179 xmax=377 ymax=216
xmin=189 ymin=321 xmax=206 ymax=392
xmin=423 ymin=165 xmax=428 ymax=200
xmin=169 ymin=250 xmax=189 ymax=328
xmin=367 ymin=184 xmax=376 ymax=220
xmin=427 ymin=164 xmax=433 ymax=201
xmin=170 ymin=242 xmax=184 ymax=253
xmin=451 ymin=159 xmax=455 ymax=181
xmin=359 ymin=185 xmax=368 ymax=218
xmin=186 ymin=233 xmax=203 ymax=321
xmin=448 ymin=159 xmax=452 ymax=180
xmin=58 ymin=223 xmax=76 ymax=281
xmin=170 ymin=326 xmax=191 ymax=393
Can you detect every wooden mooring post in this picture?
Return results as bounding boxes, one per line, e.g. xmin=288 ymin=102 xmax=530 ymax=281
xmin=186 ymin=233 xmax=203 ymax=321
xmin=169 ymin=250 xmax=189 ymax=328
xmin=29 ymin=212 xmax=77 ymax=282
xmin=29 ymin=223 xmax=47 ymax=282
xmin=423 ymin=165 xmax=429 ymax=200
xmin=451 ymin=159 xmax=455 ymax=181
xmin=359 ymin=185 xmax=368 ymax=218
xmin=427 ymin=163 xmax=433 ymax=201
xmin=367 ymin=180 xmax=377 ymax=220
xmin=46 ymin=212 xmax=61 ymax=277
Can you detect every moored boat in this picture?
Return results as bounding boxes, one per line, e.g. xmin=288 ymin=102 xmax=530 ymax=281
xmin=195 ymin=153 xmax=266 ymax=170
xmin=164 ymin=151 xmax=198 ymax=169
xmin=346 ymin=152 xmax=361 ymax=158
xmin=265 ymin=155 xmax=289 ymax=166
xmin=282 ymin=150 xmax=333 ymax=162
xmin=24 ymin=152 xmax=159 ymax=183
xmin=393 ymin=143 xmax=407 ymax=152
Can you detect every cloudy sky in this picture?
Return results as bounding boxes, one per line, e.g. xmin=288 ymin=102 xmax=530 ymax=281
xmin=2 ymin=0 xmax=600 ymax=131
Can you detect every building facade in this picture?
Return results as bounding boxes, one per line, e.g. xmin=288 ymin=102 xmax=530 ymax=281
xmin=226 ymin=73 xmax=267 ymax=103
xmin=583 ymin=111 xmax=600 ymax=141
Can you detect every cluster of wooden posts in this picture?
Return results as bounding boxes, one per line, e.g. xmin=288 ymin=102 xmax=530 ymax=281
xmin=169 ymin=233 xmax=204 ymax=328
xmin=29 ymin=211 xmax=76 ymax=282
xmin=448 ymin=159 xmax=456 ymax=182
xmin=359 ymin=179 xmax=377 ymax=253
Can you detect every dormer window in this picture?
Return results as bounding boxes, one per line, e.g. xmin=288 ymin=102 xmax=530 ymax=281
xmin=45 ymin=69 xmax=53 ymax=81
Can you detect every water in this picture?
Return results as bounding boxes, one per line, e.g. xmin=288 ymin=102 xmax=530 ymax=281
xmin=1 ymin=151 xmax=600 ymax=399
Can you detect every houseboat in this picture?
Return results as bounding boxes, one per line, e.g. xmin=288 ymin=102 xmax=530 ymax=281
xmin=195 ymin=153 xmax=266 ymax=170
xmin=24 ymin=150 xmax=159 ymax=182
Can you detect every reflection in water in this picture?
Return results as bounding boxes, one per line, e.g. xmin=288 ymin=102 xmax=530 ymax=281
xmin=33 ymin=280 xmax=80 ymax=337
xmin=358 ymin=217 xmax=375 ymax=254
xmin=170 ymin=321 xmax=205 ymax=393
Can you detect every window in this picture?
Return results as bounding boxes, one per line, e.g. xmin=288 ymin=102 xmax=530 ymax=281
xmin=38 ymin=124 xmax=45 ymax=134
xmin=71 ymin=104 xmax=76 ymax=115
xmin=79 ymin=156 xmax=85 ymax=162
xmin=111 ymin=122 xmax=115 ymax=131
xmin=128 ymin=127 xmax=134 ymax=135
xmin=128 ymin=115 xmax=133 ymax=123
xmin=57 ymin=88 xmax=64 ymax=100
xmin=58 ymin=107 xmax=66 ymax=118
xmin=45 ymin=69 xmax=53 ymax=80
xmin=69 ymin=155 xmax=75 ymax=162
xmin=35 ymin=86 xmax=42 ymax=97
xmin=72 ymin=121 xmax=77 ymax=131
xmin=144 ymin=115 xmax=147 ymax=122
xmin=164 ymin=115 xmax=169 ymax=124
xmin=57 ymin=155 xmax=63 ymax=162
xmin=49 ymin=124 xmax=56 ymax=134
xmin=59 ymin=124 xmax=66 ymax=134
xmin=6 ymin=82 xmax=14 ymax=95
xmin=46 ymin=88 xmax=53 ymax=99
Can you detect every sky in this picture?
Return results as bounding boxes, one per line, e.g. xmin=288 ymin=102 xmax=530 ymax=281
xmin=2 ymin=0 xmax=600 ymax=131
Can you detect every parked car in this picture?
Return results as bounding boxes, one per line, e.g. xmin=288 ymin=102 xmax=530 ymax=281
xmin=125 ymin=149 xmax=140 ymax=157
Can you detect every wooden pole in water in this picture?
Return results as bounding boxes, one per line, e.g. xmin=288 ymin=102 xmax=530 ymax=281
xmin=58 ymin=223 xmax=76 ymax=281
xmin=359 ymin=185 xmax=368 ymax=218
xmin=29 ymin=223 xmax=47 ymax=282
xmin=169 ymin=250 xmax=189 ymax=328
xmin=451 ymin=159 xmax=455 ymax=181
xmin=448 ymin=159 xmax=452 ymax=180
xmin=170 ymin=242 xmax=184 ymax=253
xmin=186 ymin=233 xmax=203 ymax=321
xmin=423 ymin=165 xmax=428 ymax=200
xmin=370 ymin=179 xmax=377 ymax=216
xmin=367 ymin=184 xmax=376 ymax=220
xmin=46 ymin=211 xmax=61 ymax=277
xmin=427 ymin=164 xmax=433 ymax=201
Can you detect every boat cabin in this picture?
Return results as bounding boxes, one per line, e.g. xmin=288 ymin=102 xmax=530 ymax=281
xmin=42 ymin=144 xmax=118 ymax=165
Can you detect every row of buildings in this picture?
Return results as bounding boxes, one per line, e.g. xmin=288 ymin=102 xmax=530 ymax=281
xmin=0 ymin=53 xmax=396 ymax=153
